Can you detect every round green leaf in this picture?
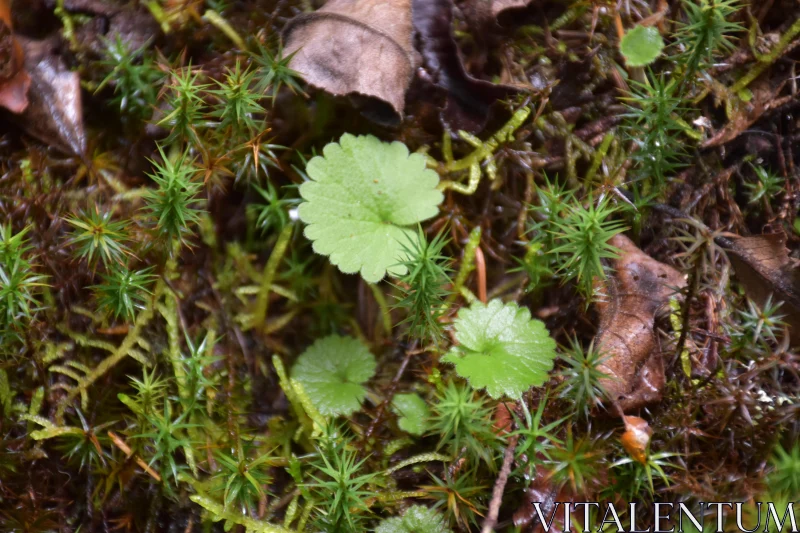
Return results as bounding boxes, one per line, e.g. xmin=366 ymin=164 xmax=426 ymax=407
xmin=620 ymin=25 xmax=664 ymax=67
xmin=392 ymin=393 xmax=431 ymax=436
xmin=298 ymin=134 xmax=443 ymax=283
xmin=442 ymin=299 xmax=557 ymax=399
xmin=375 ymin=505 xmax=452 ymax=533
xmin=291 ymin=335 xmax=377 ymax=417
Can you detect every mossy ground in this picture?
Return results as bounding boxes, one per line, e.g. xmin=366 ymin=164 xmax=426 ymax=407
xmin=0 ymin=0 xmax=798 ymax=531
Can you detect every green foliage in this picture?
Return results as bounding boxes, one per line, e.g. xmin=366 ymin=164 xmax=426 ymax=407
xmin=442 ymin=299 xmax=557 ymax=399
xmin=122 ymin=368 xmax=168 ymax=419
xmin=621 ymin=74 xmax=687 ymax=187
xmin=135 ymin=399 xmax=197 ymax=494
xmin=252 ymin=42 xmax=305 ymax=101
xmin=674 ymin=0 xmax=742 ymax=81
xmin=392 ymin=227 xmax=452 ymax=346
xmin=250 ymin=181 xmax=295 ymax=234
xmin=158 ymin=65 xmax=209 ymax=146
xmin=0 ymin=225 xmax=45 ymax=345
xmin=53 ymin=410 xmax=113 ymax=472
xmin=66 ymin=208 xmax=130 ymax=267
xmin=429 ymin=381 xmax=498 ymax=468
xmin=557 ymin=337 xmax=610 ymax=418
xmin=209 ymin=61 xmax=264 ymax=143
xmin=768 ymin=442 xmax=800 ymax=496
xmin=92 ymin=264 xmax=155 ymax=320
xmin=510 ymin=398 xmax=564 ymax=468
xmin=549 ymin=196 xmax=626 ymax=297
xmin=392 ymin=392 xmax=431 ymax=436
xmin=731 ymin=295 xmax=786 ymax=349
xmin=211 ymin=443 xmax=275 ymax=513
xmin=611 ymin=451 xmax=679 ymax=498
xmin=143 ymin=145 xmax=204 ymax=249
xmin=306 ymin=434 xmax=379 ymax=532
xmin=745 ymin=165 xmax=784 ymax=205
xmin=548 ymin=427 xmax=602 ymax=494
xmin=291 ymin=335 xmax=377 ymax=417
xmin=298 ymin=134 xmax=443 ymax=282
xmin=97 ymin=36 xmax=163 ymax=121
xmin=422 ymin=466 xmax=487 ymax=529
xmin=190 ymin=494 xmax=292 ymax=533
xmin=375 ymin=505 xmax=452 ymax=533
xmin=620 ymin=25 xmax=664 ymax=67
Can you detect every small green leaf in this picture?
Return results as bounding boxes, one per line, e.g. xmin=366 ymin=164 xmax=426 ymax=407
xmin=392 ymin=393 xmax=430 ymax=436
xmin=620 ymin=25 xmax=664 ymax=67
xmin=298 ymin=134 xmax=443 ymax=283
xmin=442 ymin=299 xmax=557 ymax=399
xmin=291 ymin=335 xmax=377 ymax=417
xmin=375 ymin=505 xmax=453 ymax=533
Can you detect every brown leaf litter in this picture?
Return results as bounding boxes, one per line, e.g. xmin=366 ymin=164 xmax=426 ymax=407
xmin=0 ymin=0 xmax=30 ymax=114
xmin=594 ymin=234 xmax=687 ymax=412
xmin=283 ymin=0 xmax=417 ymax=123
xmin=718 ymin=232 xmax=800 ymax=345
xmin=283 ymin=0 xmax=520 ymax=131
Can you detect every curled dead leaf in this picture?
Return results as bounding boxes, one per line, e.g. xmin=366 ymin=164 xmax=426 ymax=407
xmin=702 ymin=79 xmax=791 ymax=148
xmin=15 ymin=38 xmax=85 ymax=155
xmin=0 ymin=0 xmax=30 ymax=114
xmin=283 ymin=0 xmax=417 ymax=123
xmin=595 ymin=234 xmax=686 ymax=412
xmin=491 ymin=0 xmax=537 ymax=17
xmin=413 ymin=0 xmax=520 ymax=132
xmin=620 ymin=415 xmax=651 ymax=465
xmin=718 ymin=232 xmax=800 ymax=345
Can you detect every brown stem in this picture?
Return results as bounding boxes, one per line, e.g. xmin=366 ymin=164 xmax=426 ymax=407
xmin=481 ymin=432 xmax=519 ymax=533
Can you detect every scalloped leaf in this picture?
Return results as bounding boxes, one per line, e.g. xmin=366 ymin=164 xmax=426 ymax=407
xmin=441 ymin=299 xmax=557 ymax=399
xmin=392 ymin=393 xmax=430 ymax=436
xmin=291 ymin=335 xmax=377 ymax=417
xmin=620 ymin=25 xmax=664 ymax=67
xmin=298 ymin=134 xmax=443 ymax=283
xmin=375 ymin=505 xmax=453 ymax=533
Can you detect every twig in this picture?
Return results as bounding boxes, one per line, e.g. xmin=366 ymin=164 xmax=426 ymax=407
xmin=481 ymin=433 xmax=519 ymax=533
xmin=364 ymin=345 xmax=417 ymax=440
xmin=475 ymin=246 xmax=487 ymax=304
xmin=108 ymin=430 xmax=162 ymax=482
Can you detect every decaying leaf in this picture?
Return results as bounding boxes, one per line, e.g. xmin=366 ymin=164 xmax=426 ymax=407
xmin=513 ymin=474 xmax=574 ymax=530
xmin=595 ymin=234 xmax=686 ymax=412
xmin=719 ymin=232 xmax=800 ymax=345
xmin=283 ymin=0 xmax=520 ymax=130
xmin=16 ymin=38 xmax=86 ymax=155
xmin=702 ymin=79 xmax=791 ymax=148
xmin=491 ymin=0 xmax=537 ymax=17
xmin=412 ymin=0 xmax=520 ymax=132
xmin=0 ymin=0 xmax=30 ymax=113
xmin=620 ymin=415 xmax=651 ymax=465
xmin=283 ymin=0 xmax=416 ymax=122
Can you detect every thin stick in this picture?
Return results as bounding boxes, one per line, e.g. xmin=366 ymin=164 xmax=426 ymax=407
xmin=481 ymin=433 xmax=519 ymax=533
xmin=475 ymin=246 xmax=487 ymax=304
xmin=108 ymin=430 xmax=162 ymax=482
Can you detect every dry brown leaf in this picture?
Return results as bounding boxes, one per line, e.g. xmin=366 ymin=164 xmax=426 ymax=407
xmin=513 ymin=474 xmax=569 ymax=530
xmin=283 ymin=0 xmax=416 ymax=122
xmin=491 ymin=0 xmax=536 ymax=17
xmin=413 ymin=0 xmax=520 ymax=132
xmin=15 ymin=38 xmax=85 ymax=155
xmin=620 ymin=415 xmax=651 ymax=465
xmin=595 ymin=234 xmax=686 ymax=412
xmin=719 ymin=233 xmax=800 ymax=345
xmin=702 ymin=79 xmax=791 ymax=148
xmin=0 ymin=0 xmax=30 ymax=114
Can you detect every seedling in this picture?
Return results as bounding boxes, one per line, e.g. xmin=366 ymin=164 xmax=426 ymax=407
xmin=291 ymin=335 xmax=377 ymax=417
xmin=443 ymin=299 xmax=557 ymax=399
xmin=298 ymin=134 xmax=443 ymax=283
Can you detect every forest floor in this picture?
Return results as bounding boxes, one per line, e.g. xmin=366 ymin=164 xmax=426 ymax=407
xmin=0 ymin=0 xmax=799 ymax=531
